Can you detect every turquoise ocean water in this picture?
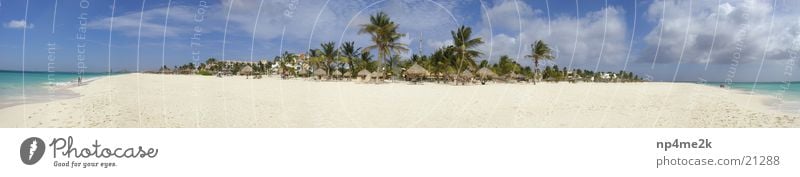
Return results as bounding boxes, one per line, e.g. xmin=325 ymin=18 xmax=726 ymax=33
xmin=705 ymin=82 xmax=800 ymax=113
xmin=0 ymin=70 xmax=109 ymax=108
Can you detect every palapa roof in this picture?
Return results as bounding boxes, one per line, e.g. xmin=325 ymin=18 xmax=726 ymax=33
xmin=405 ymin=63 xmax=428 ymax=76
xmin=460 ymin=70 xmax=474 ymax=78
xmin=333 ymin=70 xmax=343 ymax=76
xmin=357 ymin=69 xmax=371 ymax=76
xmin=314 ymin=68 xmax=327 ymax=76
xmin=343 ymin=71 xmax=352 ymax=77
xmin=476 ymin=67 xmax=496 ymax=78
xmin=240 ymin=66 xmax=253 ymax=73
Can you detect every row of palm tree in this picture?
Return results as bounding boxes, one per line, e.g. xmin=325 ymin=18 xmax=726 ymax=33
xmin=161 ymin=11 xmax=643 ymax=83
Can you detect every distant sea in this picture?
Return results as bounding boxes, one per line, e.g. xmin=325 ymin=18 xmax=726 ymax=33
xmin=705 ymin=82 xmax=800 ymax=113
xmin=0 ymin=70 xmax=110 ymax=108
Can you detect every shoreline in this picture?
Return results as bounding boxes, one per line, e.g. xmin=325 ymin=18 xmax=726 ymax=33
xmin=0 ymin=73 xmax=797 ymax=128
xmin=0 ymin=75 xmax=104 ymax=109
xmin=697 ymin=84 xmax=800 ymax=114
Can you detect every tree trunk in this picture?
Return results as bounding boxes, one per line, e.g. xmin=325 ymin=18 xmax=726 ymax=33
xmin=532 ymin=59 xmax=538 ymax=85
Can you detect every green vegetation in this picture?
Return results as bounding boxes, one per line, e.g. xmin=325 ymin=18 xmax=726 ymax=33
xmin=526 ymin=40 xmax=555 ymax=84
xmin=197 ymin=70 xmax=213 ymax=76
xmin=451 ymin=25 xmax=484 ymax=85
xmin=359 ymin=11 xmax=409 ymax=80
xmin=159 ymin=11 xmax=644 ymax=83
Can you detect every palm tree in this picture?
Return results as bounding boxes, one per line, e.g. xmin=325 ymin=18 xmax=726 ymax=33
xmin=479 ymin=60 xmax=489 ymax=68
xmin=320 ymin=42 xmax=339 ymax=78
xmin=359 ymin=11 xmax=408 ymax=81
xmin=205 ymin=58 xmax=217 ymax=65
xmin=280 ymin=51 xmax=299 ymax=76
xmin=307 ymin=49 xmax=324 ymax=76
xmin=451 ymin=25 xmax=483 ymax=84
xmin=340 ymin=41 xmax=360 ymax=76
xmin=359 ymin=51 xmax=374 ymax=72
xmin=204 ymin=58 xmax=219 ymax=71
xmin=430 ymin=46 xmax=456 ymax=83
xmin=525 ymin=40 xmax=555 ymax=85
xmin=495 ymin=55 xmax=516 ymax=76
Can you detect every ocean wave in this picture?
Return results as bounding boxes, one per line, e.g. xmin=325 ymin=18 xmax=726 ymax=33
xmin=42 ymin=76 xmax=104 ymax=88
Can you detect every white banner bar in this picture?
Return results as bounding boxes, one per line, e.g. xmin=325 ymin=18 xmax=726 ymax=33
xmin=1 ymin=129 xmax=797 ymax=177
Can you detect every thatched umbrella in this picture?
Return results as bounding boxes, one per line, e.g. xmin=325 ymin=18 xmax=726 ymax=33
xmin=458 ymin=70 xmax=473 ymax=85
xmin=239 ymin=65 xmax=253 ymax=75
xmin=405 ymin=63 xmax=428 ymax=78
xmin=460 ymin=70 xmax=474 ymax=79
xmin=476 ymin=67 xmax=495 ymax=85
xmin=357 ymin=69 xmax=371 ymax=80
xmin=313 ymin=68 xmax=327 ymax=80
xmin=477 ymin=67 xmax=495 ymax=78
xmin=297 ymin=69 xmax=309 ymax=77
xmin=333 ymin=70 xmax=343 ymax=78
xmin=343 ymin=71 xmax=352 ymax=81
xmin=370 ymin=71 xmax=385 ymax=83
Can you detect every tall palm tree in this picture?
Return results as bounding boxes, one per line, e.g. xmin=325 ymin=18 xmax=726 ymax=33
xmin=320 ymin=42 xmax=339 ymax=78
xmin=451 ymin=25 xmax=483 ymax=84
xmin=340 ymin=41 xmax=360 ymax=76
xmin=525 ymin=40 xmax=555 ymax=85
xmin=359 ymin=11 xmax=408 ymax=81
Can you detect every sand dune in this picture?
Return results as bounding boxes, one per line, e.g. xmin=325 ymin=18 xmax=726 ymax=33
xmin=0 ymin=73 xmax=797 ymax=128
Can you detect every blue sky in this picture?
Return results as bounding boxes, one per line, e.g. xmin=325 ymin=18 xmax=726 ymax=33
xmin=1 ymin=0 xmax=799 ymax=82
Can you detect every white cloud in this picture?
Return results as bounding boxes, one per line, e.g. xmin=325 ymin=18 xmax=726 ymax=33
xmin=427 ymin=39 xmax=453 ymax=49
xmin=475 ymin=1 xmax=629 ymax=69
xmin=218 ymin=0 xmax=461 ymax=53
xmin=4 ymin=20 xmax=33 ymax=29
xmin=638 ymin=0 xmax=800 ymax=64
xmin=87 ymin=5 xmax=201 ymax=37
xmin=84 ymin=0 xmax=467 ymax=57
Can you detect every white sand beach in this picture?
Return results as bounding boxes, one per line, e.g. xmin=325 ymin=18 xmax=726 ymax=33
xmin=0 ymin=73 xmax=797 ymax=128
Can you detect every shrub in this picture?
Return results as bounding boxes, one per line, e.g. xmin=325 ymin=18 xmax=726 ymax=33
xmin=198 ymin=70 xmax=213 ymax=76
